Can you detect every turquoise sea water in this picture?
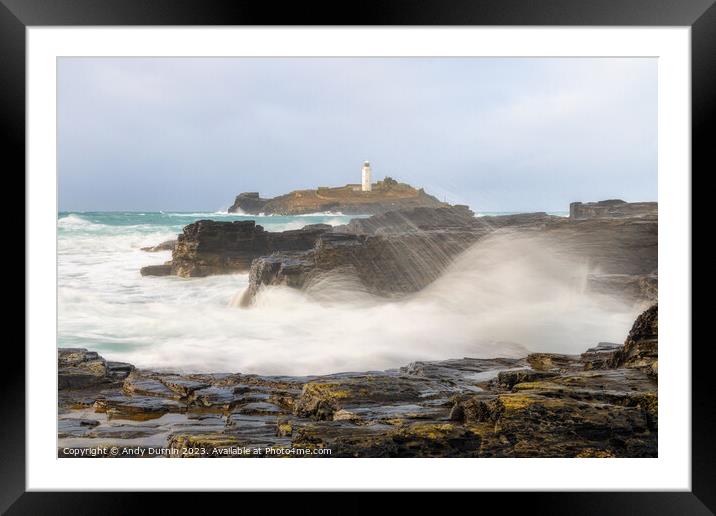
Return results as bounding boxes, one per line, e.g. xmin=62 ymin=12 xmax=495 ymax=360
xmin=57 ymin=210 xmax=359 ymax=366
xmin=57 ymin=210 xmax=360 ymax=236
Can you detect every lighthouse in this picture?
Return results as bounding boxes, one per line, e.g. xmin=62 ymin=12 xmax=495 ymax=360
xmin=361 ymin=161 xmax=372 ymax=192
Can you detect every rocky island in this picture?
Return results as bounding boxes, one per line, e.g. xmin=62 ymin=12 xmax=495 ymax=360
xmin=228 ymin=176 xmax=447 ymax=216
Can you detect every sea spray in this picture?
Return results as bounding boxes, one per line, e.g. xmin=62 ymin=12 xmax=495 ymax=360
xmin=57 ymin=211 xmax=634 ymax=376
xmin=238 ymin=229 xmax=639 ymax=375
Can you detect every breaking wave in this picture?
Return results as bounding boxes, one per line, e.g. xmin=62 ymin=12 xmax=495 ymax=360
xmin=58 ymin=211 xmax=639 ymax=376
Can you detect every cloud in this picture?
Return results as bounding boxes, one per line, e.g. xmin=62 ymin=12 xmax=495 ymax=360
xmin=58 ymin=57 xmax=656 ymax=212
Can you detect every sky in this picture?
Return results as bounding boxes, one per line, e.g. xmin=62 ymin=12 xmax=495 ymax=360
xmin=58 ymin=57 xmax=657 ymax=212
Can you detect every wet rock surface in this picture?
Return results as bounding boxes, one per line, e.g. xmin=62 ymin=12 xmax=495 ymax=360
xmin=334 ymin=206 xmax=563 ymax=237
xmin=58 ymin=305 xmax=658 ymax=458
xmin=241 ymin=206 xmax=656 ymax=306
xmin=241 ymin=229 xmax=481 ymax=305
xmin=139 ymin=264 xmax=172 ymax=277
xmin=611 ymin=304 xmax=659 ymax=375
xmin=58 ymin=348 xmax=133 ymax=390
xmin=159 ymin=220 xmax=332 ymax=277
xmin=141 ymin=202 xmax=657 ymax=308
xmin=334 ymin=204 xmax=490 ymax=234
xmin=586 ymin=272 xmax=658 ymax=303
xmin=140 ymin=239 xmax=176 ymax=252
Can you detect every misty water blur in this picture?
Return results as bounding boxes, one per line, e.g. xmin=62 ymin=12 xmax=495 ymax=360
xmin=58 ymin=212 xmax=639 ymax=376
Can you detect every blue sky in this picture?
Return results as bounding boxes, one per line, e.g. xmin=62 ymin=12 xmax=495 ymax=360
xmin=58 ymin=57 xmax=657 ymax=212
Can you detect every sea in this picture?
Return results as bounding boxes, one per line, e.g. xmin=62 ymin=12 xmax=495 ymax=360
xmin=57 ymin=210 xmax=638 ymax=376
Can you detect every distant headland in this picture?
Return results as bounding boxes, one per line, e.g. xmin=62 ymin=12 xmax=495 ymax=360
xmin=228 ymin=162 xmax=447 ymax=216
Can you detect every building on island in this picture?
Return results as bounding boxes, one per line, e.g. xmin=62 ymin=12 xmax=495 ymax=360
xmin=361 ymin=161 xmax=372 ymax=192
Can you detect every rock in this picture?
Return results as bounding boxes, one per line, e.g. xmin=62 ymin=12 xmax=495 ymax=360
xmin=293 ymin=376 xmax=429 ymax=421
xmin=333 ymin=409 xmax=362 ymax=422
xmin=223 ymin=412 xmax=292 ymax=453
xmin=146 ymin=199 xmax=657 ymax=312
xmin=541 ymin=217 xmax=657 ymax=276
xmin=140 ymin=264 xmax=172 ymax=276
xmin=277 ymin=420 xmax=293 ymax=437
xmin=106 ymin=361 xmax=134 ymax=381
xmin=123 ymin=372 xmax=177 ymax=398
xmin=141 ymin=239 xmax=176 ymax=252
xmin=228 ymin=192 xmax=270 ymax=214
xmin=570 ymin=199 xmax=657 ymax=220
xmin=587 ymin=273 xmax=658 ymax=304
xmin=241 ymin=204 xmax=657 ymax=305
xmin=58 ymin=417 xmax=101 ymax=438
xmin=58 ymin=348 xmax=109 ymax=389
xmin=649 ymin=361 xmax=658 ymax=379
xmin=475 ymin=392 xmax=653 ymax=457
xmin=494 ymin=369 xmax=559 ymax=390
xmin=57 ymin=306 xmax=658 ymax=458
xmin=59 ymin=348 xmax=105 ymax=369
xmin=510 ymin=368 xmax=656 ymax=402
xmin=335 ymin=204 xmax=479 ymax=234
xmin=168 ymin=434 xmax=244 ymax=457
xmin=449 ymin=393 xmax=499 ymax=424
xmin=190 ymin=386 xmax=236 ymax=409
xmin=57 ymin=348 xmax=134 ymax=390
xmin=401 ymin=356 xmax=526 ymax=389
xmin=240 ymin=251 xmax=315 ymax=307
xmin=335 ymin=206 xmax=555 ymax=235
xmin=612 ymin=304 xmax=658 ymax=371
xmin=160 ymin=377 xmax=211 ymax=398
xmin=448 ymin=364 xmax=658 ymax=457
xmin=241 ymin=229 xmax=481 ymax=305
xmin=291 ymin=421 xmax=483 ymax=458
xmin=88 ymin=423 xmax=167 ymax=440
xmin=235 ymin=402 xmax=283 ymax=416
xmin=228 ymin=180 xmax=447 ymax=216
xmin=166 ymin=220 xmax=332 ymax=277
xmin=579 ymin=305 xmax=658 ymax=374
xmin=93 ymin=395 xmax=185 ymax=420
xmin=581 ymin=342 xmax=623 ymax=370
xmin=526 ymin=353 xmax=581 ymax=372
xmin=293 ymin=383 xmax=345 ymax=421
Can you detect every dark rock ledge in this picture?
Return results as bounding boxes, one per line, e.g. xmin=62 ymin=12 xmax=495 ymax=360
xmin=58 ymin=305 xmax=658 ymax=458
xmin=140 ymin=221 xmax=332 ymax=278
xmin=140 ymin=203 xmax=657 ymax=308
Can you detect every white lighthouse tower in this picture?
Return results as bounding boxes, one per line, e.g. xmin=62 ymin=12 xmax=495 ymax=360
xmin=361 ymin=161 xmax=372 ymax=192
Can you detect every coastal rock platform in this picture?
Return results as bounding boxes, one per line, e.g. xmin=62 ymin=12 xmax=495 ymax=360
xmin=141 ymin=220 xmax=332 ymax=278
xmin=140 ymin=202 xmax=657 ymax=309
xmin=58 ymin=306 xmax=658 ymax=458
xmin=241 ymin=205 xmax=657 ymax=306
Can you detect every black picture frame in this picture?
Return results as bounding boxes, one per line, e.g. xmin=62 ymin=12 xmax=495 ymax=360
xmin=4 ymin=0 xmax=709 ymax=512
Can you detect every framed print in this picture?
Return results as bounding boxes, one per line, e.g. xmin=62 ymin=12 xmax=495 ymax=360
xmin=5 ymin=0 xmax=711 ymax=511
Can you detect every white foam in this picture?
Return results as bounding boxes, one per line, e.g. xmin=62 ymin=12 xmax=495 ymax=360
xmin=57 ymin=214 xmax=99 ymax=228
xmin=58 ymin=219 xmax=639 ymax=376
xmin=165 ymin=211 xmax=240 ymax=218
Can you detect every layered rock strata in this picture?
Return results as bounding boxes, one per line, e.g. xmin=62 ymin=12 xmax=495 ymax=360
xmin=57 ymin=305 xmax=658 ymax=458
xmin=569 ymin=199 xmax=657 ymax=220
xmin=242 ymin=206 xmax=657 ymax=305
xmin=140 ymin=201 xmax=657 ymax=306
xmin=141 ymin=221 xmax=332 ymax=278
